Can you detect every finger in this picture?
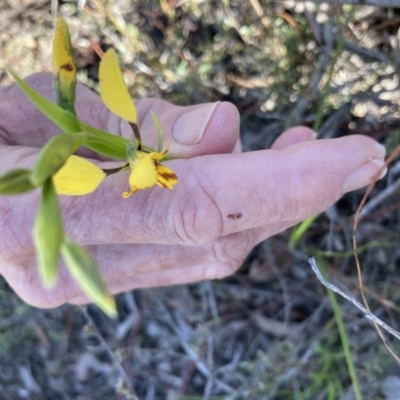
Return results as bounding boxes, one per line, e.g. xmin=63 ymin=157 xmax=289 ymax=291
xmin=69 ymin=261 xmax=239 ymax=305
xmin=63 ymin=134 xmax=386 ymax=247
xmin=0 ymin=179 xmax=303 ymax=309
xmin=1 ymin=228 xmax=256 ymax=308
xmin=89 ymin=97 xmax=239 ymax=159
xmin=69 ymin=219 xmax=300 ymax=305
xmin=0 ymin=72 xmax=239 ymax=158
xmin=270 ymin=126 xmax=316 ymax=150
xmin=1 ymin=213 xmax=301 ymax=308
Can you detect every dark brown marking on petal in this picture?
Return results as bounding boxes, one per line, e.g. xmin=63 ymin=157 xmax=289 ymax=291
xmin=227 ymin=213 xmax=243 ymax=220
xmin=60 ymin=62 xmax=74 ymax=72
xmin=157 ymin=181 xmax=169 ymax=188
xmin=159 ymin=172 xmax=178 ymax=181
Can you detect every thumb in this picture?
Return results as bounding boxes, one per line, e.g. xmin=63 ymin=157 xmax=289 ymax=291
xmin=0 ymin=72 xmax=240 ymax=158
xmin=82 ymin=95 xmax=240 ymax=159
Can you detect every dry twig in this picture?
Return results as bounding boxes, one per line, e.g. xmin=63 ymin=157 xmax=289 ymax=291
xmin=308 ymin=258 xmax=400 ymax=341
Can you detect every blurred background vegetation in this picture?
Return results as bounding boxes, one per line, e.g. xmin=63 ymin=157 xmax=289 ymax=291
xmin=1 ymin=0 xmax=400 ymax=399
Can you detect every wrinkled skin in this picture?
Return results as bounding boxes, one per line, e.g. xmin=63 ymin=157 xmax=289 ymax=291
xmin=0 ymin=72 xmax=386 ymax=308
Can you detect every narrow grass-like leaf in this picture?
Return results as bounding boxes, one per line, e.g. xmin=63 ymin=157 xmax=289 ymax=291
xmin=52 ymin=18 xmax=77 ymax=115
xmin=317 ymin=240 xmax=395 ymax=258
xmin=61 ymin=237 xmax=117 ymax=318
xmin=33 ymin=178 xmax=63 ymax=288
xmin=0 ymin=169 xmax=36 ymax=194
xmin=150 ymin=111 xmax=164 ymax=153
xmin=7 ymin=66 xmax=81 ymax=133
xmin=313 ymin=257 xmax=363 ymax=400
xmin=289 ymin=214 xmax=319 ymax=248
xmin=31 ymin=132 xmax=89 ymax=186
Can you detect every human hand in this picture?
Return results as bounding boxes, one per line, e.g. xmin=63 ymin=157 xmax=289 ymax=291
xmin=0 ymin=72 xmax=386 ymax=309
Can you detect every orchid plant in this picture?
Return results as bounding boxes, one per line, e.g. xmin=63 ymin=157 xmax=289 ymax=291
xmin=0 ymin=19 xmax=178 ymax=317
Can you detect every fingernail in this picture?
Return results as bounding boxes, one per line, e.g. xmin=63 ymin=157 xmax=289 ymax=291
xmin=375 ymin=142 xmax=386 ymax=157
xmin=310 ymin=131 xmax=318 ymax=140
xmin=343 ymin=159 xmax=387 ymax=193
xmin=172 ymin=102 xmax=220 ymax=145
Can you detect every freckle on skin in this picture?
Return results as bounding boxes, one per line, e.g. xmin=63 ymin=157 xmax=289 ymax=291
xmin=227 ymin=213 xmax=243 ymax=220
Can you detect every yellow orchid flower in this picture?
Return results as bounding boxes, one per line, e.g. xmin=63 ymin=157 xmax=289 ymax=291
xmin=99 ymin=48 xmax=178 ymax=198
xmin=122 ymin=148 xmax=178 ymax=199
xmin=3 ymin=18 xmax=180 ymax=318
xmin=52 ymin=18 xmax=77 ymax=115
xmin=50 ymin=43 xmax=178 ymax=198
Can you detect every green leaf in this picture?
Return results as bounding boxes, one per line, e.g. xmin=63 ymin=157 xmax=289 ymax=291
xmin=6 ymin=66 xmax=81 ymax=133
xmin=80 ymin=123 xmax=131 ymax=160
xmin=313 ymin=256 xmax=363 ymax=400
xmin=289 ymin=214 xmax=319 ymax=249
xmin=0 ymin=169 xmax=36 ymax=195
xmin=82 ymin=124 xmax=159 ymax=159
xmin=150 ymin=111 xmax=164 ymax=153
xmin=61 ymin=237 xmax=117 ymax=318
xmin=33 ymin=178 xmax=63 ymax=288
xmin=31 ymin=132 xmax=89 ymax=186
xmin=84 ymin=137 xmax=124 ymax=159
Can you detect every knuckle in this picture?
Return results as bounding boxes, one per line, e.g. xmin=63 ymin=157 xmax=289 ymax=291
xmin=203 ymin=231 xmax=256 ymax=280
xmin=212 ymin=230 xmax=255 ymax=265
xmin=169 ymin=173 xmax=224 ymax=246
xmin=203 ymin=260 xmax=240 ymax=280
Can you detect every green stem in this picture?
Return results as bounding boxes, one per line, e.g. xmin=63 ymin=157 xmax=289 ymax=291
xmin=315 ymin=257 xmax=363 ymax=400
